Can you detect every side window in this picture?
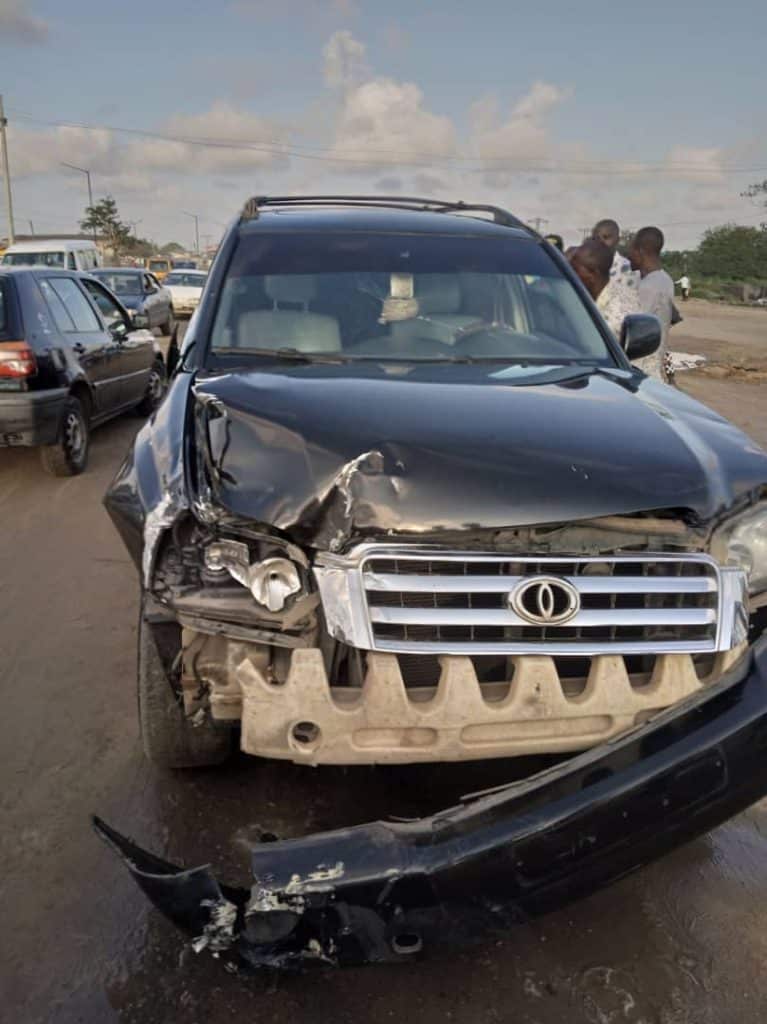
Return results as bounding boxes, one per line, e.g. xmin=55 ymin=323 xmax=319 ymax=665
xmin=44 ymin=277 xmax=101 ymax=332
xmin=67 ymin=252 xmax=77 ymax=270
xmin=39 ymin=279 xmax=76 ymax=332
xmin=81 ymin=279 xmax=127 ymax=331
xmin=144 ymin=274 xmax=155 ymax=292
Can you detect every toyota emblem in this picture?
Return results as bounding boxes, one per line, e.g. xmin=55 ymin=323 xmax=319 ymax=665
xmin=509 ymin=576 xmax=580 ymax=625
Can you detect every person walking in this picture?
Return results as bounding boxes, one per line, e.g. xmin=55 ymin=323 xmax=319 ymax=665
xmin=675 ymin=273 xmax=691 ymax=300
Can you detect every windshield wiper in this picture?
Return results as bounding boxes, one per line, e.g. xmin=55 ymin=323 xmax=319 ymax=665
xmin=214 ymin=347 xmax=347 ymax=364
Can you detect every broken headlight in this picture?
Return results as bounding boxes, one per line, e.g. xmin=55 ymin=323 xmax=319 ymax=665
xmin=711 ymin=501 xmax=767 ymax=597
xmin=204 ymin=539 xmax=302 ymax=612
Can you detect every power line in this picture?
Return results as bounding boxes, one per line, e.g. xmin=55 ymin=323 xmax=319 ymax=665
xmin=7 ymin=108 xmax=767 ymax=177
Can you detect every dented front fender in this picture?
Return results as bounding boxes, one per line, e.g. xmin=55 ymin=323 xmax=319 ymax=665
xmin=95 ymin=636 xmax=767 ymax=971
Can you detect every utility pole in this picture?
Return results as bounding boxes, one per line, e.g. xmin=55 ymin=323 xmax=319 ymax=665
xmin=28 ymin=219 xmax=34 ymax=234
xmin=61 ymin=162 xmax=95 ymax=242
xmin=0 ymin=95 xmax=16 ymax=245
xmin=183 ymin=211 xmax=200 ymax=254
xmin=528 ymin=217 xmax=548 ymax=233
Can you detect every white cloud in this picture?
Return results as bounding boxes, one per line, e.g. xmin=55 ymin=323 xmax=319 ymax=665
xmin=323 ymin=29 xmax=369 ymax=89
xmin=0 ymin=0 xmax=48 ymax=43
xmin=664 ymin=145 xmax=725 ymax=183
xmin=7 ymin=103 xmax=288 ymax=185
xmin=470 ymin=81 xmax=573 ymax=179
xmin=329 ymin=77 xmax=456 ymax=171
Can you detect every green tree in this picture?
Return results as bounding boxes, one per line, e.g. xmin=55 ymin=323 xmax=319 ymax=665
xmin=80 ymin=196 xmax=131 ymax=257
xmin=696 ymin=224 xmax=767 ymax=279
xmin=159 ymin=241 xmax=185 ymax=255
xmin=741 ymin=179 xmax=767 ymax=218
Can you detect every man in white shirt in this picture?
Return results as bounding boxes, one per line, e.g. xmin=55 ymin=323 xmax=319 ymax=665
xmin=675 ymin=274 xmax=691 ymax=300
xmin=629 ymin=226 xmax=675 ymax=380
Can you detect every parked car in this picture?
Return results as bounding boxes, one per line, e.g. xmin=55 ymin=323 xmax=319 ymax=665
xmin=162 ymin=269 xmax=207 ymax=318
xmin=0 ymin=267 xmax=166 ymax=475
xmin=1 ymin=238 xmax=101 ymax=272
xmin=145 ymin=256 xmax=172 ymax=281
xmin=98 ymin=196 xmax=767 ymax=970
xmin=91 ymin=268 xmax=174 ymax=334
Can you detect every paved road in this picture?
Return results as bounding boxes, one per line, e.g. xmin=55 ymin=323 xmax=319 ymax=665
xmin=2 ymin=378 xmax=767 ymax=1024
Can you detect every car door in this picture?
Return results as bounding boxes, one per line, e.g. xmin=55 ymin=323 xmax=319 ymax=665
xmin=37 ymin=275 xmax=123 ymax=415
xmin=148 ymin=273 xmax=169 ymax=327
xmin=81 ymin=277 xmax=155 ymax=407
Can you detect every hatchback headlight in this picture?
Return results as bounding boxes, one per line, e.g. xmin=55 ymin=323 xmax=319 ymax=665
xmin=711 ymin=502 xmax=767 ymax=596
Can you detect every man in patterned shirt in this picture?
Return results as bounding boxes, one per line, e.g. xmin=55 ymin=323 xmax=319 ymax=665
xmin=590 ymin=218 xmax=641 ymax=334
xmin=569 ymin=238 xmax=639 ymax=338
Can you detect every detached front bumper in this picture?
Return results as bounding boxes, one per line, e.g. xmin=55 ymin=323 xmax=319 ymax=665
xmin=95 ymin=635 xmax=767 ymax=971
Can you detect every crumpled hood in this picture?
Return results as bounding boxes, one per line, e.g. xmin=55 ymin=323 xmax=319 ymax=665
xmin=193 ymin=363 xmax=767 ymax=548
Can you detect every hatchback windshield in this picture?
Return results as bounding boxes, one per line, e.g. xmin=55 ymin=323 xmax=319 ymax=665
xmin=92 ymin=271 xmax=143 ymax=296
xmin=209 ymin=232 xmax=614 ymax=366
xmin=2 ymin=251 xmax=65 ymax=268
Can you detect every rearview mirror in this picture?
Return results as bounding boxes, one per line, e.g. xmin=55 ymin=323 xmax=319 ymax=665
xmin=132 ymin=313 xmax=149 ymax=329
xmin=621 ymin=314 xmax=661 ymax=362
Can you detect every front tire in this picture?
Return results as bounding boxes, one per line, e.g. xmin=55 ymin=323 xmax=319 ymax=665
xmin=138 ymin=613 xmax=231 ymax=769
xmin=40 ymin=395 xmax=89 ymax=476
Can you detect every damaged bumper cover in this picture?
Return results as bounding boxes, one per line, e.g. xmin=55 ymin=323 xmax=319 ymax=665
xmin=95 ymin=635 xmax=767 ymax=970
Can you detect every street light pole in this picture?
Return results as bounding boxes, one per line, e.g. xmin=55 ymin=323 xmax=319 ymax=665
xmin=183 ymin=211 xmax=200 ymax=255
xmin=0 ymin=94 xmax=16 ymax=245
xmin=61 ymin=162 xmax=95 ymax=242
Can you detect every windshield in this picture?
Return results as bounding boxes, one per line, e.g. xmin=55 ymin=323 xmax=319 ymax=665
xmin=92 ymin=271 xmax=142 ymax=296
xmin=165 ymin=272 xmax=205 ymax=287
xmin=149 ymin=260 xmax=169 ymax=272
xmin=2 ymin=250 xmax=65 ymax=268
xmin=208 ymin=232 xmax=614 ymax=366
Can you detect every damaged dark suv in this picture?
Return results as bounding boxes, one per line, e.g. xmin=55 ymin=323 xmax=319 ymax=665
xmin=98 ymin=196 xmax=767 ymax=970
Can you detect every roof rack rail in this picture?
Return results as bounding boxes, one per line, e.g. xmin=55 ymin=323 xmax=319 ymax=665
xmin=240 ymin=195 xmax=537 ymax=235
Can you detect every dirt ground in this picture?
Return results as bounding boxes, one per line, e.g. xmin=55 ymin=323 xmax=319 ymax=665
xmin=2 ymin=305 xmax=767 ymax=1024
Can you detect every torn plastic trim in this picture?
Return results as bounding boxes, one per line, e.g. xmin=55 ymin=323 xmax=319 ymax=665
xmin=95 ymin=635 xmax=767 ymax=970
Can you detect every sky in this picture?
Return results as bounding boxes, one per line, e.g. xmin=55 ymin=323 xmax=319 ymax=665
xmin=1 ymin=0 xmax=766 ymax=250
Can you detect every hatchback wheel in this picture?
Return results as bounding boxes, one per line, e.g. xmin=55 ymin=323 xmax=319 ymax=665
xmin=40 ymin=395 xmax=89 ymax=476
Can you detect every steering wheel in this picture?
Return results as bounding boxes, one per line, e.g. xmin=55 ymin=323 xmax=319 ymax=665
xmin=453 ymin=323 xmax=576 ymax=358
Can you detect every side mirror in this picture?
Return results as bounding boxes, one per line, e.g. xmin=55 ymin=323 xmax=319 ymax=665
xmin=132 ymin=313 xmax=150 ymax=329
xmin=621 ymin=314 xmax=661 ymax=362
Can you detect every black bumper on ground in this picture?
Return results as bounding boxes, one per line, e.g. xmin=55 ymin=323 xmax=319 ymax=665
xmin=0 ymin=387 xmax=67 ymax=447
xmin=95 ymin=636 xmax=767 ymax=971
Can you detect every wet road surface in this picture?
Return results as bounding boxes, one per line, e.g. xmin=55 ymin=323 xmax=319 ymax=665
xmin=2 ymin=378 xmax=767 ymax=1024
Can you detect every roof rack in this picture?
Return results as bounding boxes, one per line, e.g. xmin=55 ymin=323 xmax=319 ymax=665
xmin=240 ymin=195 xmax=537 ymax=236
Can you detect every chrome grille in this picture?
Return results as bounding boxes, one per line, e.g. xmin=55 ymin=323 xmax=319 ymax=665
xmin=312 ymin=545 xmax=744 ymax=656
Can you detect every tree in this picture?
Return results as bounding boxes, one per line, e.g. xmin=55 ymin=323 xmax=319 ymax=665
xmin=159 ymin=241 xmax=186 ymax=255
xmin=696 ymin=224 xmax=767 ymax=279
xmin=80 ymin=196 xmax=131 ymax=257
xmin=741 ymin=180 xmax=767 ymax=209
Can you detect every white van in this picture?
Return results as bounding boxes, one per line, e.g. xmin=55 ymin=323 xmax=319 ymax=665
xmin=1 ymin=238 xmax=102 ymax=272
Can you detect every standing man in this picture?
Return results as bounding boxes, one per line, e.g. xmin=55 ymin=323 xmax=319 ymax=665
xmin=629 ymin=226 xmax=675 ymax=380
xmin=676 ymin=273 xmax=691 ymax=300
xmin=569 ymin=239 xmax=638 ymax=337
xmin=592 ymin=218 xmax=635 ymax=286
